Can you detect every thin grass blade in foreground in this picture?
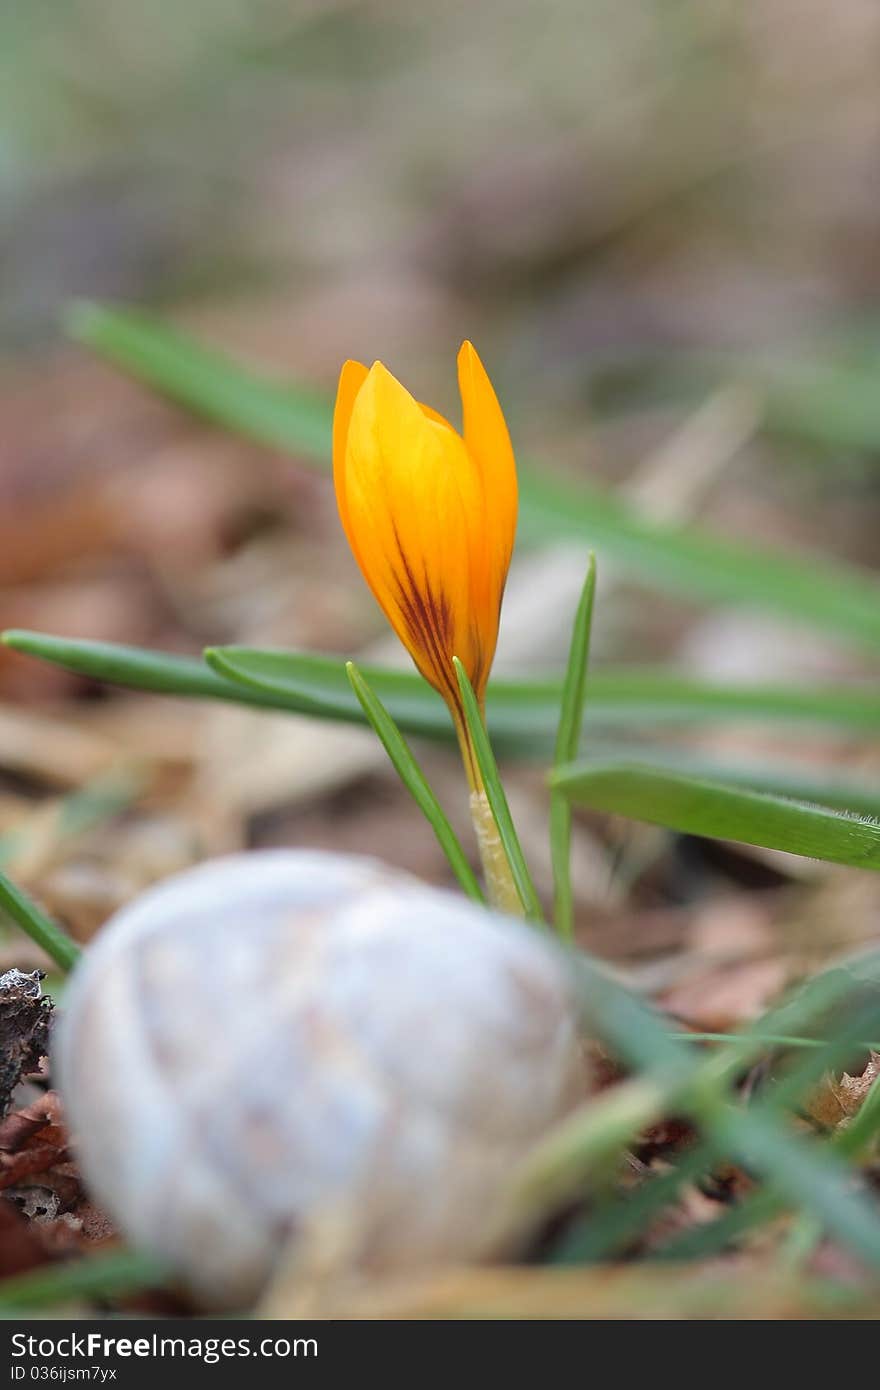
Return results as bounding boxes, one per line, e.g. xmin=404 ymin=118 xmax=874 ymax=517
xmin=550 ymin=554 xmax=596 ymax=939
xmin=7 ymin=630 xmax=880 ymax=742
xmin=66 ymin=301 xmax=331 ymax=462
xmin=345 ymin=663 xmax=484 ymax=904
xmin=594 ymin=339 xmax=880 ymax=456
xmin=68 ymin=301 xmax=880 ymax=653
xmin=0 ymin=1248 xmax=167 ymax=1311
xmin=708 ymin=1104 xmax=880 ymax=1270
xmin=557 ymin=984 xmax=880 ymax=1265
xmin=501 ymin=953 xmax=880 ymax=1269
xmin=553 ymin=760 xmax=880 ymax=870
xmin=7 ymin=633 xmax=880 ymax=819
xmin=0 ymin=868 xmax=80 ymax=972
xmin=210 ymin=646 xmax=880 ymax=736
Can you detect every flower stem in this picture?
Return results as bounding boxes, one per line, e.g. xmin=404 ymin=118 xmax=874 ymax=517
xmin=469 ymin=783 xmax=526 ymax=916
xmin=455 ymin=719 xmax=525 ymax=916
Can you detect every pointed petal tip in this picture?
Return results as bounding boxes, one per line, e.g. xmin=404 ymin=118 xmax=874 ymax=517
xmin=457 ymin=339 xmax=477 ymax=366
xmin=360 ymin=359 xmax=422 ymax=414
xmin=339 ymin=357 xmax=368 ymax=379
xmin=336 ymin=358 xmax=369 ymax=405
xmin=361 ymin=359 xmax=395 ymax=391
xmin=367 ymin=358 xmax=394 ymax=379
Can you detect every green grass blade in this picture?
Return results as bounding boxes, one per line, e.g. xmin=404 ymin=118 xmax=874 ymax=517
xmin=515 ymin=949 xmax=880 ymax=1267
xmin=582 ymin=671 xmax=880 ymax=732
xmin=7 ymin=630 xmax=880 ymax=741
xmin=551 ymin=554 xmax=596 ymax=939
xmin=207 ymin=644 xmax=449 ymax=731
xmin=0 ymin=868 xmax=80 ymax=972
xmin=585 ymin=342 xmax=880 ymax=455
xmin=209 ymin=646 xmax=880 ymax=743
xmin=67 ymin=300 xmax=330 ymax=461
xmin=766 ymin=997 xmax=880 ymax=1116
xmin=836 ymin=1071 xmax=880 ymax=1158
xmin=576 ymin=744 xmax=880 ymax=819
xmin=453 ymin=658 xmax=543 ymax=922
xmin=6 ymin=633 xmax=880 ymax=820
xmin=518 ymin=957 xmax=880 ymax=1269
xmin=0 ymin=1249 xmax=168 ymax=1311
xmin=706 ymin=1103 xmax=880 ymax=1270
xmin=759 ymin=354 xmax=880 ymax=454
xmin=69 ymin=302 xmax=880 ymax=654
xmin=1 ymin=630 xmax=304 ymax=711
xmin=654 ymin=1188 xmax=783 ymax=1261
xmin=517 ymin=469 xmax=880 ymax=654
xmin=672 ymin=1032 xmax=858 ymax=1049
xmin=552 ymin=760 xmax=880 ymax=870
xmin=658 ymin=1060 xmax=880 ymax=1262
xmin=345 ymin=663 xmax=484 ymax=904
xmin=549 ymin=1139 xmax=715 ymax=1265
xmin=645 ymin=345 xmax=880 ymax=455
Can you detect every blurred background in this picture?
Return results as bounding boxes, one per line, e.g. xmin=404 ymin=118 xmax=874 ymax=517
xmin=1 ymin=0 xmax=880 ymax=1028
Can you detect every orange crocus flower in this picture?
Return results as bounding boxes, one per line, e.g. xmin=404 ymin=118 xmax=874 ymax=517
xmin=333 ymin=342 xmax=517 ymax=727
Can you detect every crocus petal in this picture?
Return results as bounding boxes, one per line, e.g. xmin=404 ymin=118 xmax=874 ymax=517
xmin=457 ymin=339 xmax=518 ymax=588
xmin=342 ymin=361 xmax=485 ymax=705
xmin=419 ymin=400 xmax=457 ymax=431
xmin=333 ymin=346 xmax=517 ymax=710
xmin=332 ymin=358 xmax=369 ymax=542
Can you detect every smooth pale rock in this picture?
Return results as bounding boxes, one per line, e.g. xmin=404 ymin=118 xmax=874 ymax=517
xmin=55 ymin=850 xmax=585 ymax=1307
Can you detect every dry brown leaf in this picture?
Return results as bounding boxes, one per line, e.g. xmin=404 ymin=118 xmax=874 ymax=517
xmin=805 ymin=1052 xmax=880 ymax=1132
xmin=0 ymin=971 xmax=52 ymax=1119
xmin=0 ymin=1194 xmax=51 ymax=1280
xmin=0 ymin=1092 xmax=69 ymax=1194
xmin=0 ymin=705 xmax=122 ymax=789
xmin=660 ymin=957 xmax=790 ymax=1032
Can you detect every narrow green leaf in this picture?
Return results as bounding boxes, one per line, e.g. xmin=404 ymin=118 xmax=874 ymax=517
xmin=504 ymin=1076 xmax=671 ymax=1231
xmin=2 ymin=630 xmax=298 ymax=710
xmin=654 ymin=1188 xmax=783 ymax=1262
xmin=453 ymin=658 xmax=543 ymax=922
xmin=518 ymin=949 xmax=880 ymax=1267
xmin=759 ymin=354 xmax=880 ymax=454
xmin=836 ymin=1069 xmax=880 ymax=1158
xmin=576 ymin=672 xmax=880 ymax=734
xmin=578 ymin=744 xmax=880 ymax=820
xmin=68 ymin=302 xmax=880 ymax=653
xmin=345 ymin=663 xmax=484 ymax=904
xmin=585 ymin=343 xmax=880 ymax=455
xmin=550 ymin=1140 xmax=714 ymax=1265
xmin=0 ymin=868 xmax=80 ymax=972
xmin=518 ymin=469 xmax=880 ymax=654
xmin=551 ymin=554 xmax=596 ymax=939
xmin=646 ymin=344 xmax=880 ymax=455
xmin=568 ymin=950 xmax=693 ymax=1083
xmin=8 ymin=630 xmax=880 ymax=743
xmin=704 ymin=963 xmax=880 ymax=1088
xmin=67 ymin=300 xmax=330 ymax=461
xmin=0 ymin=1249 xmax=167 ymax=1310
xmin=208 ymin=645 xmax=880 ymax=748
xmin=707 ymin=1104 xmax=880 ymax=1270
xmin=766 ymin=995 xmax=880 ymax=1115
xmin=552 ymin=760 xmax=880 ymax=870
xmin=6 ymin=633 xmax=880 ymax=821
xmin=658 ymin=1047 xmax=880 ymax=1263
xmin=207 ymin=643 xmax=450 ymax=732
xmin=672 ymin=1032 xmax=856 ymax=1049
